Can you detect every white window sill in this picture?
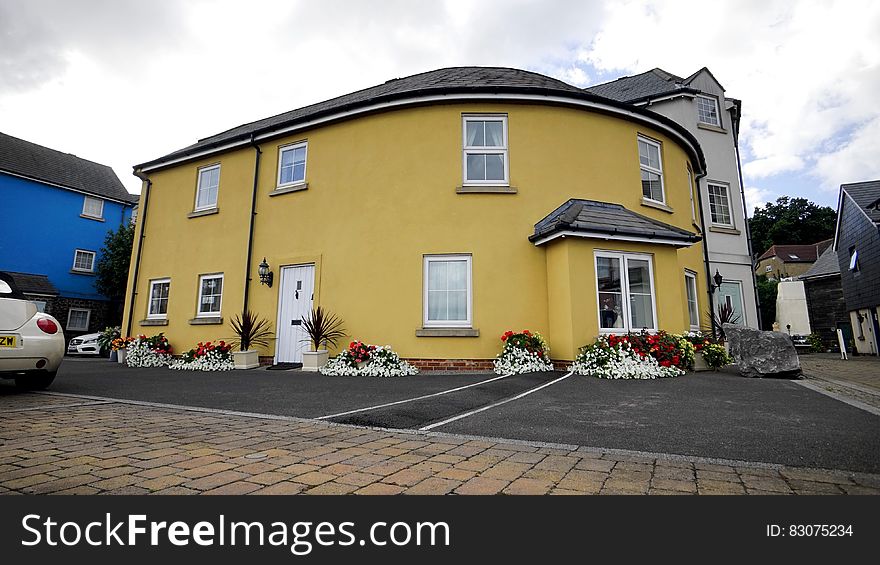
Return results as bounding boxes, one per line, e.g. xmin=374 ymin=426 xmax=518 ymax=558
xmin=457 ymin=185 xmax=517 ymax=194
xmin=709 ymin=225 xmax=741 ymax=235
xmin=416 ymin=328 xmax=480 ymax=337
xmin=188 ymin=207 xmax=219 ymax=218
xmin=80 ymin=214 xmax=105 ymax=222
xmin=141 ymin=319 xmax=169 ymax=326
xmin=270 ymin=182 xmax=308 ymax=197
xmin=189 ymin=316 xmax=223 ymax=325
xmin=640 ymin=198 xmax=674 ymax=213
xmin=697 ymin=123 xmax=727 ymax=134
xmin=70 ymin=269 xmax=95 ymax=276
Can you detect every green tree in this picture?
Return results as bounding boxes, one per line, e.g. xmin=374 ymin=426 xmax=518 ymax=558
xmin=755 ymin=275 xmax=778 ymax=331
xmin=95 ymin=221 xmax=135 ymax=302
xmin=748 ymin=196 xmax=836 ymax=256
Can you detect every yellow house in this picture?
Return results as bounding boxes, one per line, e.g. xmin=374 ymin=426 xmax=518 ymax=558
xmin=123 ymin=67 xmax=711 ymax=368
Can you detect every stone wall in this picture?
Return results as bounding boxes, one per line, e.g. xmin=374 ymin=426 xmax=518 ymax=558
xmin=42 ymin=296 xmax=112 ymax=344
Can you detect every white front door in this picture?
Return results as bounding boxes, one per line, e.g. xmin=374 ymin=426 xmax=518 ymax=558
xmin=275 ymin=264 xmax=315 ymax=363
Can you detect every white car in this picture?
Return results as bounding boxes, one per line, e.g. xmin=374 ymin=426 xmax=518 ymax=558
xmin=67 ymin=332 xmax=103 ymax=355
xmin=0 ymin=272 xmax=64 ymax=389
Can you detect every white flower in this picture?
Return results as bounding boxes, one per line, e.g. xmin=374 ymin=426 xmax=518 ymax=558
xmin=493 ymin=346 xmax=554 ymax=375
xmin=321 ymin=344 xmax=419 ymax=377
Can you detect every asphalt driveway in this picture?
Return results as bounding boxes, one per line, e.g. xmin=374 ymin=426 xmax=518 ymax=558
xmin=4 ymin=357 xmax=878 ymax=473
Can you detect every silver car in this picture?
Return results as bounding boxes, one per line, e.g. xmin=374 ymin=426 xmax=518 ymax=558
xmin=0 ymin=272 xmax=64 ymax=389
xmin=67 ymin=332 xmax=103 ymax=355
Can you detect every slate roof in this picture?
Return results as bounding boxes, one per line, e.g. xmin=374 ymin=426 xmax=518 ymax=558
xmin=2 ymin=271 xmax=59 ymax=296
xmin=0 ymin=131 xmax=136 ymax=204
xmin=757 ymin=241 xmax=830 ymax=263
xmin=800 ymin=245 xmax=840 ymax=280
xmin=530 ymin=199 xmax=701 ymax=245
xmin=585 ymin=68 xmax=701 ymax=104
xmin=136 ymin=66 xmax=706 ymax=173
xmin=842 ymin=180 xmax=880 ymax=224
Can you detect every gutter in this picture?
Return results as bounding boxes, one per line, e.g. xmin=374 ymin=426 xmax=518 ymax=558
xmin=242 ymin=135 xmax=262 ymax=315
xmin=125 ymin=171 xmax=151 ymax=337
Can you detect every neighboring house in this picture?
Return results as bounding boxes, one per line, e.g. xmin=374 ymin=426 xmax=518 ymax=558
xmin=586 ymin=68 xmax=759 ymax=329
xmin=756 ymin=240 xmax=831 ymax=280
xmin=0 ymin=131 xmax=137 ymax=341
xmin=800 ymin=245 xmax=849 ymax=350
xmin=832 ymin=180 xmax=880 ymax=356
xmin=123 ymin=67 xmax=712 ymax=367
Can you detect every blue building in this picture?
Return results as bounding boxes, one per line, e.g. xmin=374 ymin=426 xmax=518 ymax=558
xmin=0 ymin=131 xmax=137 ymax=339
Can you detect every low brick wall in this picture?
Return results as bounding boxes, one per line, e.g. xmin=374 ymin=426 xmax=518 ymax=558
xmin=405 ymin=358 xmax=495 ymax=371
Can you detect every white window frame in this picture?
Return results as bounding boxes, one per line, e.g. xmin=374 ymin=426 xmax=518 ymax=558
xmin=196 ymin=273 xmax=224 ymax=318
xmin=423 ymin=254 xmax=473 ymax=328
xmin=67 ymin=308 xmax=91 ymax=331
xmin=72 ymin=249 xmax=96 ymax=273
xmin=147 ymin=278 xmax=171 ymax=320
xmin=637 ymin=136 xmax=665 ymax=204
xmin=194 ymin=164 xmax=220 ymax=212
xmin=462 ymin=115 xmax=509 ymax=186
xmin=594 ymin=251 xmax=658 ymax=333
xmin=696 ymin=94 xmax=721 ymax=127
xmin=276 ymin=141 xmax=308 ymax=188
xmin=684 ymin=271 xmax=700 ymax=331
xmin=82 ymin=196 xmax=104 ymax=219
xmin=707 ymin=182 xmax=735 ymax=227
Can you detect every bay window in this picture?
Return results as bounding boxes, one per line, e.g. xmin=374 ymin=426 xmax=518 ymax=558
xmin=595 ymin=251 xmax=657 ymax=332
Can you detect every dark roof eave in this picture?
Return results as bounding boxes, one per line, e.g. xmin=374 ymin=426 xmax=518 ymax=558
xmin=135 ymin=83 xmax=707 ymax=174
xmin=528 ymin=225 xmax=701 ymax=244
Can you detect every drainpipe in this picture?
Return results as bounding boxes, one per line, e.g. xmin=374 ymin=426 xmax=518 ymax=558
xmin=242 ymin=135 xmax=262 ymax=314
xmin=125 ymin=171 xmax=151 ymax=337
xmin=693 ymin=169 xmax=717 ymax=338
xmin=731 ymin=102 xmax=762 ymax=329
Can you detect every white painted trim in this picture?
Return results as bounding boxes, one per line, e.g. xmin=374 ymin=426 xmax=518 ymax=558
xmin=706 ymin=181 xmax=735 ymax=228
xmin=71 ymin=249 xmax=96 ymax=272
xmin=696 ymin=94 xmax=722 ymax=127
xmin=66 ymin=308 xmax=91 ymax=331
xmin=423 ymin=254 xmax=473 ymax=328
xmin=138 ymin=93 xmax=705 ymax=176
xmin=0 ymin=168 xmax=134 ymax=206
xmin=276 ymin=140 xmax=308 ymax=189
xmin=194 ymin=164 xmax=220 ymax=212
xmin=594 ymin=251 xmax=658 ymax=333
xmin=196 ymin=273 xmax=224 ymax=318
xmin=532 ymin=230 xmax=695 ymax=247
xmin=633 ymin=92 xmax=697 ymax=106
xmin=146 ymin=278 xmax=170 ymax=319
xmin=462 ymin=114 xmax=509 ymax=186
xmin=637 ymin=135 xmax=666 ymax=204
xmin=684 ymin=270 xmax=700 ymax=330
xmin=81 ymin=195 xmax=104 ymax=219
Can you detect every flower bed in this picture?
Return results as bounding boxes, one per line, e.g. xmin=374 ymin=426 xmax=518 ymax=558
xmin=170 ymin=341 xmax=233 ymax=371
xmin=494 ymin=330 xmax=554 ymax=375
xmin=125 ymin=333 xmax=173 ymax=368
xmin=321 ymin=341 xmax=418 ymax=377
xmin=570 ymin=331 xmax=694 ymax=379
xmin=682 ymin=332 xmax=733 ymax=370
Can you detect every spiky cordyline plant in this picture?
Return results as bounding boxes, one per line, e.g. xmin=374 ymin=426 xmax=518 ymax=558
xmin=301 ymin=306 xmax=346 ymax=351
xmin=229 ymin=310 xmax=274 ymax=352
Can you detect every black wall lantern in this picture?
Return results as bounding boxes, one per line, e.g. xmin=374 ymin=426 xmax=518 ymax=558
xmin=709 ymin=269 xmax=724 ymax=293
xmin=258 ymin=257 xmax=274 ymax=287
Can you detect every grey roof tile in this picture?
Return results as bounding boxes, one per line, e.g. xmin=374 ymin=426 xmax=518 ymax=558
xmin=800 ymin=245 xmax=840 ymax=280
xmin=842 ymin=180 xmax=880 ymax=223
xmin=585 ymin=68 xmax=698 ymax=103
xmin=2 ymin=271 xmax=59 ymax=295
xmin=530 ymin=199 xmax=701 ymax=245
xmin=0 ymin=131 xmax=136 ymax=203
xmin=137 ymin=66 xmax=706 ymax=173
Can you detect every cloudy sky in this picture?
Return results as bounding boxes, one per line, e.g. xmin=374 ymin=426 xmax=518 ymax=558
xmin=1 ymin=0 xmax=877 ymax=213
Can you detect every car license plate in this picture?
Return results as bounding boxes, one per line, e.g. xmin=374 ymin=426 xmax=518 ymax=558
xmin=0 ymin=335 xmax=17 ymax=347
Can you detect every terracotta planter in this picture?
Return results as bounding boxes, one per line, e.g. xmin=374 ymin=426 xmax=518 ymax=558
xmin=233 ymin=350 xmax=260 ymax=370
xmin=302 ymin=350 xmax=329 ymax=372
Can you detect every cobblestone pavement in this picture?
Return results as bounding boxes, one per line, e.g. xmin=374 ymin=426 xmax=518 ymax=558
xmin=799 ymin=354 xmax=880 ymax=410
xmin=1 ymin=393 xmax=878 ymax=496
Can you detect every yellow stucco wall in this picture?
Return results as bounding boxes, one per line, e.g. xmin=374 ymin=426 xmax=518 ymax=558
xmin=123 ymin=101 xmax=707 ymax=362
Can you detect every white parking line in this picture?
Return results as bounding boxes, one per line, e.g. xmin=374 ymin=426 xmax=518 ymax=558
xmin=419 ymin=371 xmax=575 ymax=431
xmin=315 ymin=373 xmax=514 ymax=420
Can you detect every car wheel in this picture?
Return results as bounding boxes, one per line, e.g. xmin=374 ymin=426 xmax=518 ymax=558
xmin=15 ymin=372 xmax=57 ymax=391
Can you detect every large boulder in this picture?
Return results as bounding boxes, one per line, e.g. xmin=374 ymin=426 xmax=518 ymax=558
xmin=723 ymin=324 xmax=802 ymax=378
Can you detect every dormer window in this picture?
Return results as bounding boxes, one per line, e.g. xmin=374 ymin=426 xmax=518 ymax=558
xmin=696 ymin=95 xmax=721 ymax=127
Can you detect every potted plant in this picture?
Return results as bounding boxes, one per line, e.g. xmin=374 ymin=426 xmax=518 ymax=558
xmin=300 ymin=306 xmax=345 ymax=371
xmin=97 ymin=326 xmax=121 ymax=360
xmin=229 ymin=310 xmax=274 ymax=369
